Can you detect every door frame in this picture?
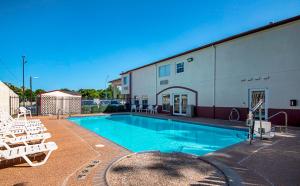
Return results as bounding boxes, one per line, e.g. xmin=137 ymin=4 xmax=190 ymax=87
xmin=172 ymin=93 xmax=188 ymax=116
xmin=248 ymin=88 xmax=269 ymax=120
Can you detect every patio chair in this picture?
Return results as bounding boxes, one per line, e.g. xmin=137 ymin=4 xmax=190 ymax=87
xmin=131 ymin=105 xmax=137 ymax=112
xmin=17 ymin=107 xmax=32 ymax=119
xmin=137 ymin=105 xmax=143 ymax=112
xmin=254 ymin=121 xmax=275 ymax=139
xmin=153 ymin=105 xmax=158 ymax=114
xmin=0 ymin=141 xmax=58 ymax=167
xmin=146 ymin=105 xmax=154 ymax=114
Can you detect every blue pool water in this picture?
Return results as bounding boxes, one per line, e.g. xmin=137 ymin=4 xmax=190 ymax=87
xmin=68 ymin=115 xmax=247 ymax=156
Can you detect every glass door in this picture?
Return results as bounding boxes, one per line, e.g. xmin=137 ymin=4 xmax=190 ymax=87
xmin=173 ymin=95 xmax=180 ymax=114
xmin=249 ymin=89 xmax=268 ymax=120
xmin=181 ymin=94 xmax=188 ymax=114
xmin=173 ymin=94 xmax=188 ymax=115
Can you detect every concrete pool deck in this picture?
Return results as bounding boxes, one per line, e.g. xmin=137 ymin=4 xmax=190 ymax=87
xmin=0 ymin=113 xmax=299 ymax=185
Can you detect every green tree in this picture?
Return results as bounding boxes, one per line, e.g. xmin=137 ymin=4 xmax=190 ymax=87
xmin=35 ymin=89 xmax=46 ymax=95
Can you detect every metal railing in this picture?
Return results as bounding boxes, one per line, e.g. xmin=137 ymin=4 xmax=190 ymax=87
xmin=246 ymin=99 xmax=264 ymax=144
xmin=268 ymin=111 xmax=288 ymax=132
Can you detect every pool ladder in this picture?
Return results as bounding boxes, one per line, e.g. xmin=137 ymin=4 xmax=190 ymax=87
xmin=57 ymin=109 xmax=63 ymax=119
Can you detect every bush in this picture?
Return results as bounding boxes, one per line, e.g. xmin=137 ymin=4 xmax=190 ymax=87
xmin=98 ymin=105 xmax=107 ymax=113
xmin=81 ymin=106 xmax=91 ymax=114
xmin=81 ymin=105 xmax=126 ymax=114
xmin=91 ymin=106 xmax=99 ymax=113
xmin=98 ymin=105 xmax=125 ymax=113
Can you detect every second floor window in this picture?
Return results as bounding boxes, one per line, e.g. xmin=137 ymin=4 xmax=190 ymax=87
xmin=123 ymin=76 xmax=128 ymax=85
xmin=176 ymin=62 xmax=184 ymax=73
xmin=159 ymin=64 xmax=170 ymax=77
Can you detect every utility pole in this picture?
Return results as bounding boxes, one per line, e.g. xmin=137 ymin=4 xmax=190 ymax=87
xmin=30 ymin=76 xmax=32 ymax=106
xmin=22 ymin=56 xmax=26 ymax=106
xmin=105 ymin=75 xmax=109 ymax=100
xmin=30 ymin=76 xmax=39 ymax=106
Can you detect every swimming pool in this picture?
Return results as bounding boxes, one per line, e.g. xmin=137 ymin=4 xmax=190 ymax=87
xmin=68 ymin=114 xmax=247 ymax=156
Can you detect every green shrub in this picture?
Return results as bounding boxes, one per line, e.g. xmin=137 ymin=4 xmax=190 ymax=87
xmin=82 ymin=105 xmax=126 ymax=114
xmin=81 ymin=106 xmax=91 ymax=114
xmin=98 ymin=105 xmax=108 ymax=112
xmin=91 ymin=106 xmax=99 ymax=113
xmin=116 ymin=105 xmax=125 ymax=112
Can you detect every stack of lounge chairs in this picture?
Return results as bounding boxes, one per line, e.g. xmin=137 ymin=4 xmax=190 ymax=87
xmin=0 ymin=108 xmax=58 ymax=167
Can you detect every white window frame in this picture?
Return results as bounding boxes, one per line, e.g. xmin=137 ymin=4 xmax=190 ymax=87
xmin=176 ymin=62 xmax=184 ymax=74
xmin=123 ymin=76 xmax=128 ymax=85
xmin=159 ymin=64 xmax=171 ymax=77
xmin=142 ymin=96 xmax=148 ymax=108
xmin=162 ymin=94 xmax=170 ymax=112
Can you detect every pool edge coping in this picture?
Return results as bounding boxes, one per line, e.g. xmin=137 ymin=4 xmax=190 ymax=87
xmin=68 ymin=113 xmax=248 ymax=132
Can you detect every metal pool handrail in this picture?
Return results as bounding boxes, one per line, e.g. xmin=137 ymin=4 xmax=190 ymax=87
xmin=268 ymin=111 xmax=288 ymax=132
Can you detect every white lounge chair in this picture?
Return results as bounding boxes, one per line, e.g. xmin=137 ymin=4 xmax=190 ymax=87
xmin=0 ymin=141 xmax=58 ymax=167
xmin=254 ymin=121 xmax=275 ymax=139
xmin=0 ymin=111 xmax=41 ymax=124
xmin=0 ymin=124 xmax=47 ymax=136
xmin=17 ymin=107 xmax=32 ymax=119
xmin=1 ymin=119 xmax=44 ymax=129
xmin=0 ymin=117 xmax=47 ymax=131
xmin=1 ymin=132 xmax=51 ymax=146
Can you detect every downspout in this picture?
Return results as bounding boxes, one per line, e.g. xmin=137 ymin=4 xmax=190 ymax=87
xmin=213 ymin=45 xmax=216 ymax=119
xmin=155 ymin=64 xmax=158 ymax=105
xmin=129 ymin=73 xmax=132 ymax=104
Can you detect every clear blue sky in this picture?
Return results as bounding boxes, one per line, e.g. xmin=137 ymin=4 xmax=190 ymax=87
xmin=0 ymin=0 xmax=299 ymax=90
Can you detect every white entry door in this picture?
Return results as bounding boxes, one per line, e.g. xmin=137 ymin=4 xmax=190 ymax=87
xmin=173 ymin=94 xmax=188 ymax=115
xmin=249 ymin=89 xmax=268 ymax=120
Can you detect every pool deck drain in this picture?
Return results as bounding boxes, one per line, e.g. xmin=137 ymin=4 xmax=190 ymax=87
xmin=77 ymin=160 xmax=101 ymax=180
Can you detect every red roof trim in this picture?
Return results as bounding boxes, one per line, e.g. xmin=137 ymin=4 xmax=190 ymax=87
xmin=120 ymin=15 xmax=300 ymax=75
xmin=40 ymin=90 xmax=81 ymax=96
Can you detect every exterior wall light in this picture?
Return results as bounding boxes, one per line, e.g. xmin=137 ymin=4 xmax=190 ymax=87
xmin=187 ymin=57 xmax=193 ymax=62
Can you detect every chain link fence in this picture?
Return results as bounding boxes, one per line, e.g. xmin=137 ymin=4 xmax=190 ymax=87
xmin=9 ymin=96 xmax=132 ymax=116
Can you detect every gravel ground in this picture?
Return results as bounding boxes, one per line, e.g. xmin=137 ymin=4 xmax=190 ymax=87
xmin=106 ymin=152 xmax=227 ymax=186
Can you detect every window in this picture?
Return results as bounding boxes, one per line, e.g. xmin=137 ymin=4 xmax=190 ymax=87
xmin=134 ymin=96 xmax=139 ymax=105
xmin=160 ymin=80 xmax=168 ymax=85
xmin=162 ymin=94 xmax=170 ymax=111
xmin=123 ymin=76 xmax=128 ymax=85
xmin=176 ymin=62 xmax=184 ymax=73
xmin=142 ymin=96 xmax=148 ymax=109
xmin=159 ymin=64 xmax=170 ymax=77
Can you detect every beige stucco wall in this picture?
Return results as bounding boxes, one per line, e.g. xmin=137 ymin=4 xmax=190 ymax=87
xmin=215 ymin=20 xmax=300 ymax=109
xmin=0 ymin=81 xmax=19 ymax=114
xmin=131 ymin=65 xmax=157 ymax=105
xmin=156 ymin=48 xmax=214 ymax=107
